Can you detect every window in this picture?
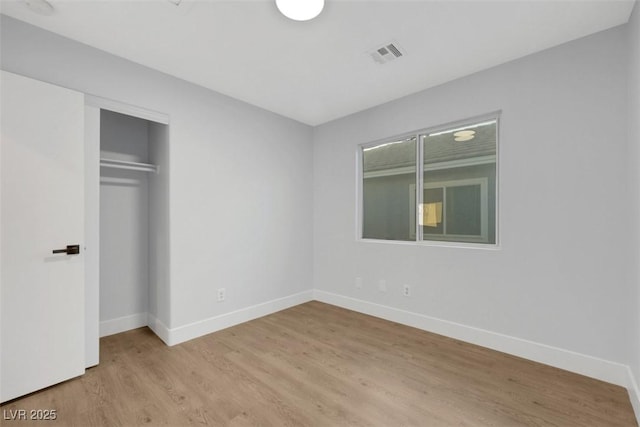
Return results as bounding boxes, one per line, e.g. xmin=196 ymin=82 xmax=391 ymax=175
xmin=361 ymin=116 xmax=498 ymax=245
xmin=362 ymin=136 xmax=416 ymax=241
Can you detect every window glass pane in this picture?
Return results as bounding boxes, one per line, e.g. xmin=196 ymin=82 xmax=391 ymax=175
xmin=446 ymin=184 xmax=481 ymax=235
xmin=422 ymin=120 xmax=496 ymax=244
xmin=362 ymin=137 xmax=416 ymax=241
xmin=422 ymin=187 xmax=444 ymax=235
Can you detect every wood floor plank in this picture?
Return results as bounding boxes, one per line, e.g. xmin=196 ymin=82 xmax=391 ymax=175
xmin=1 ymin=301 xmax=637 ymax=426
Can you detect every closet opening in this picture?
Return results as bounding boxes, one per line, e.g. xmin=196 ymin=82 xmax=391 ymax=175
xmin=98 ymin=109 xmax=169 ymax=341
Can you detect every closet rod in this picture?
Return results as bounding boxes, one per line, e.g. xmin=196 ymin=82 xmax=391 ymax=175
xmin=100 ymin=158 xmax=158 ymax=173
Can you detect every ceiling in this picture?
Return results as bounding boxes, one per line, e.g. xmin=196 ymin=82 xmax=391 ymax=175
xmin=0 ymin=0 xmax=635 ymax=125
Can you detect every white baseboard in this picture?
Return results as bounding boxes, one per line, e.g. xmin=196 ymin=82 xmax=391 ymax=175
xmin=627 ymin=366 xmax=640 ymax=422
xmin=99 ymin=312 xmax=148 ymax=337
xmin=313 ymin=290 xmax=631 ymax=388
xmin=163 ymin=290 xmax=314 ymax=346
xmin=147 ymin=312 xmax=171 ymax=345
xmin=103 ymin=290 xmax=638 ymax=423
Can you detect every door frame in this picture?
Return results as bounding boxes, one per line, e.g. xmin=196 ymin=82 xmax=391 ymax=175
xmin=84 ymin=95 xmax=169 ymax=367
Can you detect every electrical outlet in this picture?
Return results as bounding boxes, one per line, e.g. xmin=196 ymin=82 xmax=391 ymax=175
xmin=217 ymin=288 xmax=226 ymax=302
xmin=378 ymin=279 xmax=387 ymax=293
xmin=403 ymin=284 xmax=411 ymax=297
xmin=355 ymin=277 xmax=363 ymax=289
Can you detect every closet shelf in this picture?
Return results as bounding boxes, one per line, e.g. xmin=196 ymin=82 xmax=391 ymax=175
xmin=100 ymin=158 xmax=158 ymax=173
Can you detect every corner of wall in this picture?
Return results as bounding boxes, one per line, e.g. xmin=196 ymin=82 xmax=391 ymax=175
xmin=159 ymin=290 xmax=314 ymax=346
xmin=627 ymin=0 xmax=640 ymax=423
xmin=626 ymin=365 xmax=640 ymax=423
xmin=147 ymin=312 xmax=172 ymax=345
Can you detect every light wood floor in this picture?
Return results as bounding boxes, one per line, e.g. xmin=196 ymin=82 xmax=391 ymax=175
xmin=1 ymin=301 xmax=637 ymax=426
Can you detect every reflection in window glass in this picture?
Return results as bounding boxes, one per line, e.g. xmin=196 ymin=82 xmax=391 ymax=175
xmin=423 ymin=187 xmax=443 ymax=234
xmin=422 ymin=120 xmax=496 ymax=243
xmin=360 ymin=116 xmax=497 ymax=245
xmin=362 ymin=137 xmax=416 ymax=241
xmin=446 ymin=184 xmax=481 ymax=236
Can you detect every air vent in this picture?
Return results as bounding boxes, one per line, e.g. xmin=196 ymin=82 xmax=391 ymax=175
xmin=165 ymin=0 xmax=195 ymax=14
xmin=369 ymin=41 xmax=405 ymax=65
xmin=22 ymin=0 xmax=54 ymax=15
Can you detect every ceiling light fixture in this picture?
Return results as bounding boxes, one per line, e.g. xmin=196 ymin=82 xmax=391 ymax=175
xmin=453 ymin=130 xmax=476 ymax=141
xmin=429 ymin=120 xmax=496 ymax=137
xmin=276 ymin=0 xmax=324 ymax=21
xmin=454 ymin=135 xmax=475 ymax=142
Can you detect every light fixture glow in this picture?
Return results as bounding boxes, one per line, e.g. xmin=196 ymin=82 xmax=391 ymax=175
xmin=276 ymin=0 xmax=324 ymax=21
xmin=453 ymin=129 xmax=476 ymax=142
xmin=453 ymin=130 xmax=475 ymax=137
xmin=363 ymin=137 xmax=415 ymax=152
xmin=454 ymin=135 xmax=475 ymax=142
xmin=429 ymin=120 xmax=496 ymax=137
xmin=362 ymin=141 xmax=402 ymax=151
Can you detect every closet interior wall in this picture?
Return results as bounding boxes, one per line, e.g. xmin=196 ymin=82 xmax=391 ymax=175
xmin=99 ymin=109 xmax=167 ymax=336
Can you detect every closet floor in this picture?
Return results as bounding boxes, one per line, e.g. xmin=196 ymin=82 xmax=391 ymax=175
xmin=1 ymin=301 xmax=637 ymax=426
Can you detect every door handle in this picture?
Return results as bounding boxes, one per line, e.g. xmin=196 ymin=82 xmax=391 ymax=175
xmin=52 ymin=244 xmax=80 ymax=255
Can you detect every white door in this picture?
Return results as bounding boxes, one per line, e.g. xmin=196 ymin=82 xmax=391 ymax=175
xmin=1 ymin=71 xmax=85 ymax=402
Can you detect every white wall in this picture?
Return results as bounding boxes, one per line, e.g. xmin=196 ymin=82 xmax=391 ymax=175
xmin=99 ymin=110 xmax=150 ymax=327
xmin=0 ymin=15 xmax=314 ymax=336
xmin=628 ymin=0 xmax=640 ymax=411
xmin=313 ymin=25 xmax=633 ymax=373
xmin=2 ymin=11 xmax=638 ymax=403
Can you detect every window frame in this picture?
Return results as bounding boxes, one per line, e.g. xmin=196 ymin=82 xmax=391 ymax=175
xmin=409 ymin=178 xmax=489 ymax=243
xmin=357 ymin=112 xmax=500 ymax=249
